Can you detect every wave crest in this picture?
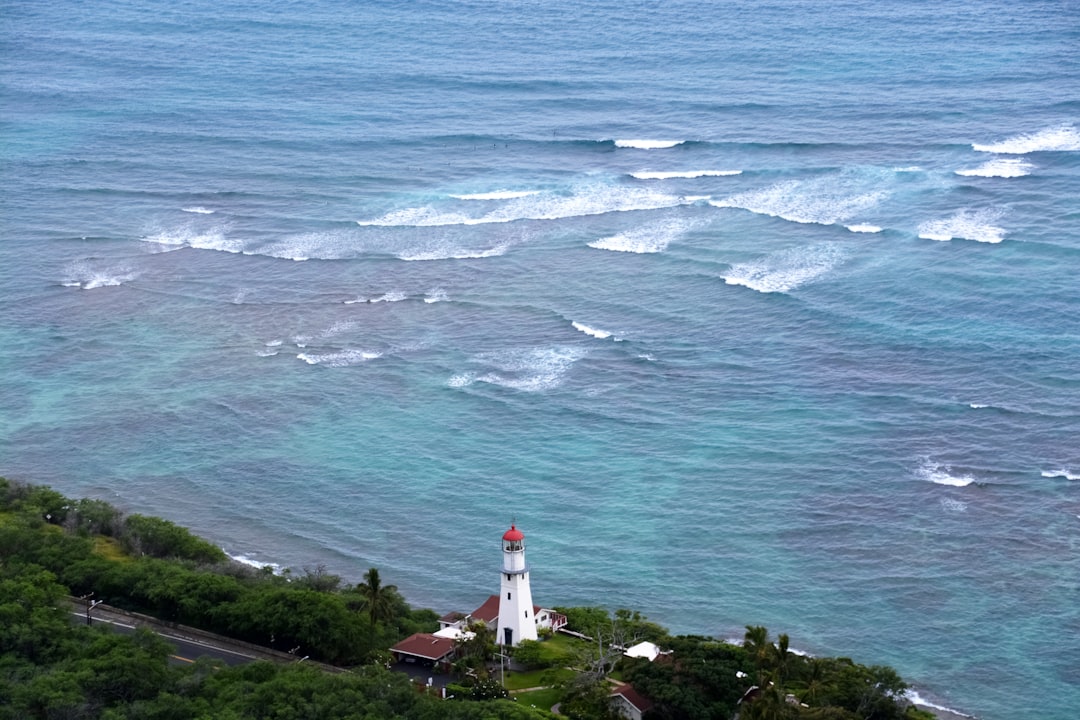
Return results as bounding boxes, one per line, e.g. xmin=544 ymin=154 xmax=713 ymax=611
xmin=614 ymin=139 xmax=685 ymax=149
xmin=955 ymin=157 xmax=1033 ymax=178
xmin=709 ymin=172 xmax=888 ymax=226
xmin=631 ymin=170 xmax=741 ymax=179
xmin=918 ymin=209 xmax=1005 ymax=243
xmin=723 ymin=243 xmax=845 ymax=294
xmin=973 ymin=123 xmax=1080 ymax=154
xmin=449 ymin=346 xmax=586 ymax=392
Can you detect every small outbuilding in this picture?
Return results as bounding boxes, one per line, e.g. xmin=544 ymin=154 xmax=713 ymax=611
xmin=389 ymin=632 xmax=457 ymax=673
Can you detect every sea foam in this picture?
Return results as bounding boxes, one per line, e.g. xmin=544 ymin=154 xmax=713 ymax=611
xmin=709 ymin=172 xmax=888 ymax=226
xmin=572 ymin=321 xmax=615 ymax=339
xmin=62 ymin=260 xmax=137 ymax=289
xmin=918 ymin=461 xmax=976 ymax=487
xmin=1041 ymin=469 xmax=1079 ymax=481
xmin=722 ymin=243 xmax=845 ymax=294
xmin=588 ymin=218 xmax=691 ymax=254
xmin=142 ymin=225 xmax=243 ymax=254
xmin=297 ymin=349 xmax=382 ymax=367
xmin=358 ymin=184 xmax=687 ymax=227
xmin=450 ymin=190 xmax=541 ymax=200
xmin=918 ymin=209 xmax=1006 ymax=243
xmin=181 ymin=206 xmax=215 ymax=214
xmin=614 ymin=139 xmax=686 ymax=149
xmin=449 ymin=346 xmax=586 ymax=392
xmin=630 ymin=170 xmax=741 ymax=179
xmin=955 ymin=157 xmax=1033 ymax=178
xmin=973 ymin=123 xmax=1080 ymax=154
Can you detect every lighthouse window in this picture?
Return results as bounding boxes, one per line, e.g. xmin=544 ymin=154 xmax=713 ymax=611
xmin=507 ymin=592 xmax=511 ymax=600
xmin=506 ymin=574 xmax=511 ymax=581
xmin=524 ymin=610 xmax=529 ymax=618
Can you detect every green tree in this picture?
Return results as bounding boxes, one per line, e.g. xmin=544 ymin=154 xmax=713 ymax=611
xmin=354 ymin=567 xmax=399 ymax=641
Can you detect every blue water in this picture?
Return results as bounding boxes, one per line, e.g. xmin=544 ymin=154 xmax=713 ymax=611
xmin=2 ymin=1 xmax=1079 ymax=717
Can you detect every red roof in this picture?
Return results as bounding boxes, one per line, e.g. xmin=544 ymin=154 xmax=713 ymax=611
xmin=612 ymin=684 xmax=654 ymax=712
xmin=503 ymin=524 xmax=525 ymax=541
xmin=390 ymin=632 xmax=457 ymax=661
xmin=471 ymin=594 xmax=500 ymax=623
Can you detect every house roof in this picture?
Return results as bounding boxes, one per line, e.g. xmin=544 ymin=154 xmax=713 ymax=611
xmin=471 ymin=594 xmax=500 ymax=624
xmin=390 ymin=632 xmax=457 ymax=661
xmin=612 ymin=684 xmax=653 ymax=711
xmin=439 ymin=611 xmax=466 ymax=625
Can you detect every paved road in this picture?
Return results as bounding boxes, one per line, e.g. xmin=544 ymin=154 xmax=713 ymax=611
xmin=70 ymin=611 xmax=259 ymax=666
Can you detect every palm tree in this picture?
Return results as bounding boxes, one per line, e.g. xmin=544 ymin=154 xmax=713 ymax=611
xmin=771 ymin=633 xmax=791 ymax=686
xmin=355 ymin=567 xmax=398 ymax=642
xmin=743 ymin=625 xmax=772 ymax=676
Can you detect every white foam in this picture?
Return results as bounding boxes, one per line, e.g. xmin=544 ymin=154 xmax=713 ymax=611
xmin=358 ymin=184 xmax=687 ymax=227
xmin=142 ymin=225 xmax=243 ymax=254
xmin=918 ymin=209 xmax=1006 ymax=243
xmin=940 ymin=497 xmax=968 ymax=513
xmin=973 ymin=123 xmax=1080 ymax=154
xmin=722 ymin=243 xmax=845 ymax=294
xmin=918 ymin=460 xmax=976 ymax=487
xmin=968 ymin=403 xmax=989 ymax=409
xmin=614 ymin=139 xmax=685 ymax=149
xmin=181 ymin=206 xmax=215 ymax=214
xmin=904 ymin=690 xmax=977 ymax=719
xmin=450 ymin=346 xmax=586 ymax=392
xmin=297 ymin=349 xmax=382 ymax=367
xmin=846 ymin=224 xmax=882 ymax=233
xmin=227 ymin=552 xmax=283 ymax=573
xmin=572 ymin=321 xmax=613 ymax=339
xmin=450 ymin=190 xmax=541 ymax=200
xmin=589 ymin=218 xmax=691 ymax=254
xmin=62 ymin=260 xmax=137 ymax=289
xmin=630 ymin=170 xmax=741 ymax=179
xmin=424 ymin=288 xmax=449 ymax=303
xmin=892 ymin=166 xmax=923 ymax=172
xmin=399 ymin=243 xmax=508 ymax=261
xmin=709 ymin=173 xmax=889 ymax=226
xmin=1041 ymin=469 xmax=1079 ymax=481
xmin=955 ymin=157 xmax=1033 ymax=178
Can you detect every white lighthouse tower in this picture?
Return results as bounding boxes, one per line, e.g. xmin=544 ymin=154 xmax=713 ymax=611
xmin=496 ymin=524 xmax=538 ymax=647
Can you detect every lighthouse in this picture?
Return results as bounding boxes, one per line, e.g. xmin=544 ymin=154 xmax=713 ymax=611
xmin=496 ymin=524 xmax=538 ymax=647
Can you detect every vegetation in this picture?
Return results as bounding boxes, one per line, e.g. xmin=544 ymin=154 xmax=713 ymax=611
xmin=1 ymin=478 xmax=934 ymax=720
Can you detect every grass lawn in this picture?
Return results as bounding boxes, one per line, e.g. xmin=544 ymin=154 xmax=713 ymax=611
xmin=93 ymin=536 xmax=131 ymax=562
xmin=513 ymin=686 xmax=563 ymax=713
xmin=504 ymin=667 xmax=575 ymax=691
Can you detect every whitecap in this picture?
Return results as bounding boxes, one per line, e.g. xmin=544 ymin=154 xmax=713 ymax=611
xmin=572 ymin=321 xmax=613 ymax=339
xmin=973 ymin=123 xmax=1080 ymax=154
xmin=450 ymin=190 xmax=541 ymax=200
xmin=398 ymin=243 xmax=508 ymax=261
xmin=955 ymin=157 xmax=1034 ymax=178
xmin=722 ymin=243 xmax=845 ymax=294
xmin=452 ymin=346 xmax=586 ymax=393
xmin=226 ymin=552 xmax=283 ymax=573
xmin=1041 ymin=469 xmax=1079 ymax=481
xmin=630 ymin=170 xmax=741 ymax=179
xmin=181 ymin=206 xmax=215 ymax=214
xmin=297 ymin=349 xmax=382 ymax=367
xmin=968 ymin=403 xmax=989 ymax=409
xmin=904 ymin=690 xmax=978 ymax=719
xmin=918 ymin=208 xmax=1005 ymax=243
xmin=892 ymin=166 xmax=922 ymax=173
xmin=846 ymin=224 xmax=882 ymax=233
xmin=918 ymin=460 xmax=976 ymax=487
xmin=142 ymin=225 xmax=244 ymax=254
xmin=370 ymin=291 xmax=407 ymax=303
xmin=589 ymin=218 xmax=691 ymax=254
xmin=358 ymin=184 xmax=687 ymax=227
xmin=614 ymin=139 xmax=686 ymax=149
xmin=709 ymin=173 xmax=889 ymax=226
xmin=62 ymin=260 xmax=137 ymax=289
xmin=424 ymin=288 xmax=449 ymax=303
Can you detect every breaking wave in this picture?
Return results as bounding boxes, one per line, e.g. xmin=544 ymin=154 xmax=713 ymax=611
xmin=918 ymin=209 xmax=1006 ymax=243
xmin=142 ymin=224 xmax=243 ymax=253
xmin=588 ymin=218 xmax=692 ymax=254
xmin=918 ymin=460 xmax=976 ymax=487
xmin=1041 ymin=469 xmax=1079 ymax=481
xmin=955 ymin=157 xmax=1033 ymax=178
xmin=709 ymin=172 xmax=888 ymax=226
xmin=62 ymin=260 xmax=137 ymax=289
xmin=448 ymin=346 xmax=586 ymax=392
xmin=572 ymin=321 xmax=615 ymax=339
xmin=973 ymin=123 xmax=1080 ymax=154
xmin=630 ymin=170 xmax=741 ymax=179
xmin=450 ymin=190 xmax=541 ymax=200
xmin=181 ymin=206 xmax=215 ymax=214
xmin=297 ymin=349 xmax=382 ymax=367
xmin=358 ymin=184 xmax=687 ymax=227
xmin=614 ymin=139 xmax=686 ymax=149
xmin=722 ymin=243 xmax=845 ymax=294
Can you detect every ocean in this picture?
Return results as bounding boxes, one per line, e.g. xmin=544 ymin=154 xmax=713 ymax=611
xmin=2 ymin=1 xmax=1078 ymax=717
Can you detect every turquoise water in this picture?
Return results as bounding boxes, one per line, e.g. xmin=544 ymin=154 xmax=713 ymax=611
xmin=2 ymin=1 xmax=1079 ymax=717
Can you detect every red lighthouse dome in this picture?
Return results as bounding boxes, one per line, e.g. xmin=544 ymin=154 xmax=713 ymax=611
xmin=502 ymin=524 xmax=524 ymax=542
